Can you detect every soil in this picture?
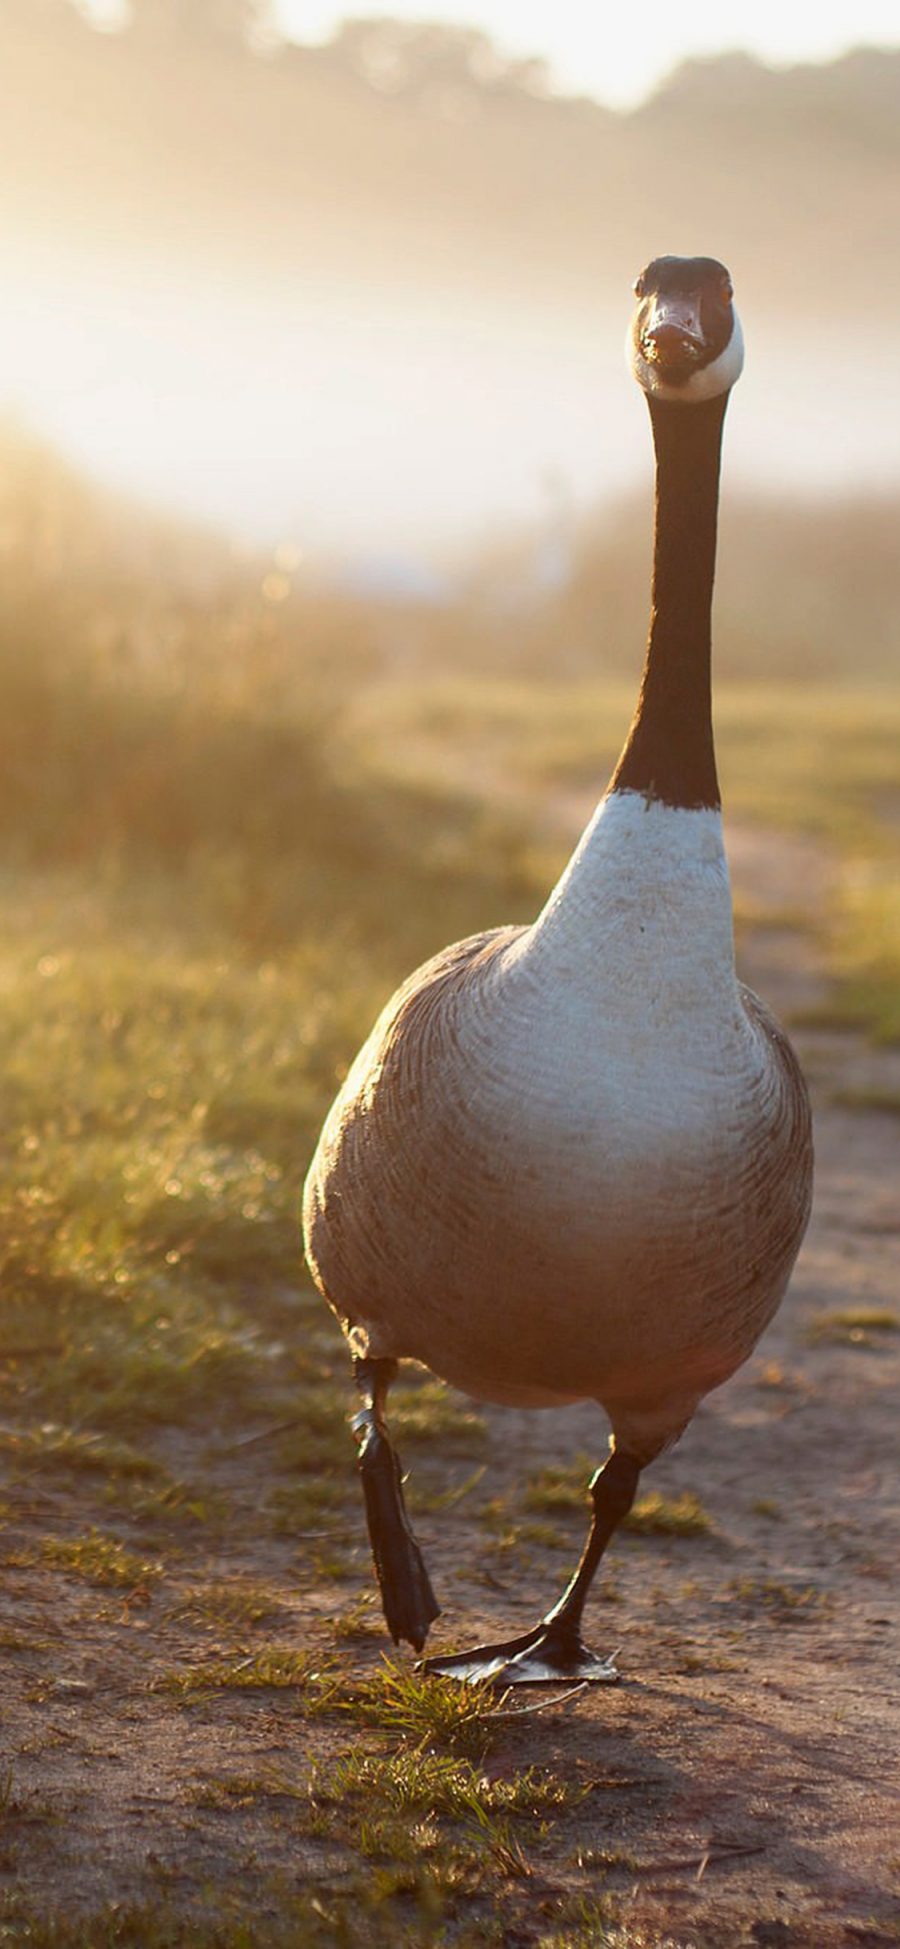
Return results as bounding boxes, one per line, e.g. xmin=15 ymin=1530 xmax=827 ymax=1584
xmin=1 ymin=815 xmax=898 ymax=1947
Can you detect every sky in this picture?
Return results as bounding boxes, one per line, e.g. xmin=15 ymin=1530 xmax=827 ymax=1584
xmin=277 ymin=0 xmax=900 ymax=108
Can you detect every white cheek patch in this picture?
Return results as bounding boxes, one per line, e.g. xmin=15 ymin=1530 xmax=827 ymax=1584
xmin=628 ymin=308 xmax=745 ymax=403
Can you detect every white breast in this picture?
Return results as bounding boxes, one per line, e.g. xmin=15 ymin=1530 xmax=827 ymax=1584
xmin=494 ymin=789 xmax=741 ymax=1091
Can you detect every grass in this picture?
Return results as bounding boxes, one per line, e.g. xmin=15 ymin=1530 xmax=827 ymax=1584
xmin=391 ymin=1375 xmax=486 ymax=1451
xmin=350 ymin=675 xmax=900 ymax=850
xmin=0 ymin=1426 xmax=145 ymax=1476
xmin=524 ymin=1458 xmax=594 ymax=1514
xmin=39 ymin=1530 xmax=163 ymax=1589
xmin=266 ymin=1475 xmax=352 ymax=1532
xmin=154 ymin=1647 xmax=326 ymax=1703
xmin=622 ymin=1492 xmax=712 ymax=1538
xmin=0 ymin=1895 xmax=507 ymax=1949
xmin=314 ymin=1745 xmax=581 ymax=1906
xmin=322 ymin=1745 xmax=576 ymax=1822
xmin=156 ymin=1651 xmax=508 ymax=1759
xmin=0 ymin=1887 xmax=691 ymax=1949
xmin=164 ymin=1580 xmax=285 ymax=1628
xmin=0 ymin=439 xmax=898 ymax=1940
xmin=151 ymin=1651 xmax=593 ymax=1938
xmin=807 ymin=1306 xmax=900 ymax=1348
xmin=331 ymin=1593 xmax=386 ymax=1641
xmin=525 ymin=1462 xmax=711 ymax=1538
xmin=324 ymin=1660 xmax=504 ymax=1756
xmin=726 ymin=1576 xmax=833 ymax=1618
xmin=185 ymin=1769 xmax=312 ymax=1811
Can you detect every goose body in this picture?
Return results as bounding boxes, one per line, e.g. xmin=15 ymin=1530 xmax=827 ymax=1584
xmin=305 ymin=793 xmax=809 ymax=1462
xmin=303 ymin=256 xmax=813 ymax=1682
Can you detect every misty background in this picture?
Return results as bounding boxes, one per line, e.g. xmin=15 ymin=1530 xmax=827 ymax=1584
xmin=2 ymin=0 xmax=900 ymax=592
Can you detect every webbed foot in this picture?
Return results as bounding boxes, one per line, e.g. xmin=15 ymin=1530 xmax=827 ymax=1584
xmin=421 ymin=1619 xmax=619 ymax=1687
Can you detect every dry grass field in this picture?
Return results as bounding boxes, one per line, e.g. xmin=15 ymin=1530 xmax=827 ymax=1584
xmin=0 ymin=429 xmax=898 ymax=1942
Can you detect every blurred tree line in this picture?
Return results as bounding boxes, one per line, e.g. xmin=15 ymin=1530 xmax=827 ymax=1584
xmin=68 ymin=0 xmax=553 ymax=97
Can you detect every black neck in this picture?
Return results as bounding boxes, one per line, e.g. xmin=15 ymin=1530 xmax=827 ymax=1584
xmin=610 ymin=392 xmax=728 ymax=810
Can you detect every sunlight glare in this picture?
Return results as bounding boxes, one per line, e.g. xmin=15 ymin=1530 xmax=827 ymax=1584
xmin=74 ymin=0 xmax=131 ymax=29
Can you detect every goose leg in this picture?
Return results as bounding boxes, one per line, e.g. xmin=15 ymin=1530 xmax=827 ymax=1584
xmin=353 ymin=1355 xmax=441 ymax=1653
xmin=423 ymin=1445 xmax=641 ymax=1685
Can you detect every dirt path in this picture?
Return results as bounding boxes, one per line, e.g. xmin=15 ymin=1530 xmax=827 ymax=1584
xmin=0 ymin=814 xmax=898 ymax=1946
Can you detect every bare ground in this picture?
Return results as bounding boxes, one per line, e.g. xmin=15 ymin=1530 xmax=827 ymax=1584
xmin=0 ymin=819 xmax=898 ymax=1946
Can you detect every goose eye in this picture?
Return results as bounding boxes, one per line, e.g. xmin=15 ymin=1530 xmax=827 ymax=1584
xmin=633 ymin=274 xmax=645 ymax=299
xmin=720 ymin=277 xmax=734 ymax=304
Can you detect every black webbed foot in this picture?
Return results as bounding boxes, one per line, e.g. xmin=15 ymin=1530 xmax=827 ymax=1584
xmin=422 ymin=1445 xmax=641 ymax=1686
xmin=421 ymin=1618 xmax=619 ymax=1686
xmin=357 ymin=1420 xmax=440 ymax=1652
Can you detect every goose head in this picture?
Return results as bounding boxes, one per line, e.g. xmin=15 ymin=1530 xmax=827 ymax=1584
xmin=628 ymin=255 xmax=744 ymax=404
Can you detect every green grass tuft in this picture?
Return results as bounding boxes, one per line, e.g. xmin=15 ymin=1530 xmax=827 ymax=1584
xmin=165 ymin=1581 xmax=285 ymax=1629
xmin=326 ymin=1660 xmax=502 ymax=1756
xmin=155 ymin=1647 xmax=329 ymax=1703
xmin=622 ymin=1491 xmax=712 ymax=1537
xmin=524 ymin=1458 xmax=592 ymax=1514
xmin=726 ymin=1576 xmax=832 ymax=1617
xmin=322 ymin=1745 xmax=576 ymax=1823
xmin=525 ymin=1463 xmax=712 ymax=1539
xmin=391 ymin=1376 xmax=486 ymax=1451
xmin=39 ymin=1529 xmax=162 ymax=1589
xmin=807 ymin=1306 xmax=899 ymax=1347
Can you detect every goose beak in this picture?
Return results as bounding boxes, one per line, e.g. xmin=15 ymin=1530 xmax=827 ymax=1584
xmin=640 ymin=294 xmax=706 ymax=371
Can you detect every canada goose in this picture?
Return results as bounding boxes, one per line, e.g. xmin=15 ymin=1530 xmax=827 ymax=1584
xmin=303 ymin=256 xmax=813 ymax=1684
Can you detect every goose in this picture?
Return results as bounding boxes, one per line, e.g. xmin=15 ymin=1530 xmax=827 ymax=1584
xmin=302 ymin=256 xmax=813 ymax=1685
